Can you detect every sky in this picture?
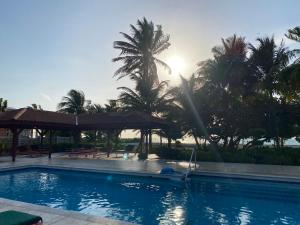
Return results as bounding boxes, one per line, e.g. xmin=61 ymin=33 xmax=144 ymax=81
xmin=0 ymin=0 xmax=299 ymax=111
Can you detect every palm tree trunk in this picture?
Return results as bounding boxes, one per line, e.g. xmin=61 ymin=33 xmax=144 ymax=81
xmin=160 ymin=135 xmax=162 ymax=148
xmin=149 ymin=129 xmax=152 ymax=153
xmin=193 ymin=133 xmax=200 ymax=149
xmin=167 ymin=137 xmax=171 ymax=149
xmin=139 ymin=130 xmax=144 ymax=153
xmin=145 ymin=131 xmax=149 ymax=158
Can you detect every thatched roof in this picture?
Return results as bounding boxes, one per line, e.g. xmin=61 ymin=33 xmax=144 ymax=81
xmin=0 ymin=108 xmax=169 ymax=130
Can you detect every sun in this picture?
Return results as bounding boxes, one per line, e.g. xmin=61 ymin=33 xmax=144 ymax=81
xmin=167 ymin=55 xmax=186 ymax=76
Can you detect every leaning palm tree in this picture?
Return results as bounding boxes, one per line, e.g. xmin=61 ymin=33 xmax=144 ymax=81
xmin=0 ymin=98 xmax=8 ymax=112
xmin=57 ymin=89 xmax=90 ymax=115
xmin=113 ymin=17 xmax=171 ymax=81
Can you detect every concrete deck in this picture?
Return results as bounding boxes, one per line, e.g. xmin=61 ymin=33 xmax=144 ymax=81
xmin=1 ymin=154 xmax=300 ymax=224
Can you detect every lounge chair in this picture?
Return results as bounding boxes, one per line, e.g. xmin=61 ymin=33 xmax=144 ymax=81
xmin=0 ymin=210 xmax=43 ymax=225
xmin=114 ymin=143 xmax=139 ymax=157
xmin=67 ymin=149 xmax=97 ymax=158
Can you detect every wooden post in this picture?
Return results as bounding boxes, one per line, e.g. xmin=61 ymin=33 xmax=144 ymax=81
xmin=139 ymin=130 xmax=144 ymax=153
xmin=36 ymin=129 xmax=48 ymax=147
xmin=48 ymin=130 xmax=53 ymax=159
xmin=145 ymin=131 xmax=149 ymax=157
xmin=10 ymin=128 xmax=23 ymax=162
xmin=11 ymin=128 xmax=18 ymax=162
xmin=106 ymin=131 xmax=112 ymax=157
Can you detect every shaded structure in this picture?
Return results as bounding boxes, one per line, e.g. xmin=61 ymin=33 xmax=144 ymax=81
xmin=0 ymin=108 xmax=169 ymax=161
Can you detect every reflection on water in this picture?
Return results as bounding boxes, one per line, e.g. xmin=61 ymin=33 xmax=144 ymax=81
xmin=0 ymin=169 xmax=300 ymax=225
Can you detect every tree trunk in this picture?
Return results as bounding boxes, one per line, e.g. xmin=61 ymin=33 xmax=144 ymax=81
xmin=223 ymin=137 xmax=228 ymax=149
xmin=149 ymin=130 xmax=152 ymax=154
xmin=193 ymin=132 xmax=200 ymax=149
xmin=160 ymin=135 xmax=162 ymax=148
xmin=167 ymin=137 xmax=171 ymax=149
xmin=145 ymin=132 xmax=149 ymax=158
xmin=139 ymin=130 xmax=144 ymax=153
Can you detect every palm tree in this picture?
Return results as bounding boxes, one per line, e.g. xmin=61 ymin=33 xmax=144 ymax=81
xmin=86 ymin=103 xmax=104 ymax=114
xmin=27 ymin=104 xmax=43 ymax=139
xmin=0 ymin=98 xmax=8 ymax=112
xmin=28 ymin=103 xmax=43 ymax=110
xmin=57 ymin=89 xmax=90 ymax=114
xmin=286 ymin=26 xmax=300 ymax=43
xmin=196 ymin=35 xmax=255 ymax=149
xmin=118 ymin=80 xmax=172 ymax=115
xmin=113 ymin=17 xmax=171 ymax=81
xmin=57 ymin=89 xmax=90 ymax=145
xmin=286 ymin=26 xmax=300 ymax=63
xmin=249 ymin=37 xmax=293 ymax=98
xmin=249 ymin=37 xmax=294 ymax=148
xmin=101 ymin=100 xmax=122 ymax=157
xmin=118 ymin=73 xmax=173 ymax=157
xmin=84 ymin=104 xmax=104 ymax=145
xmin=104 ymin=100 xmax=121 ymax=113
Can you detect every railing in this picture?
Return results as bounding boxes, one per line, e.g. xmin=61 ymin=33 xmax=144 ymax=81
xmin=184 ymin=148 xmax=197 ymax=181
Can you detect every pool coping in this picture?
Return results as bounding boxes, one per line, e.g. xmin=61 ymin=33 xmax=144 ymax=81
xmin=2 ymin=164 xmax=300 ymax=183
xmin=0 ymin=198 xmax=136 ymax=225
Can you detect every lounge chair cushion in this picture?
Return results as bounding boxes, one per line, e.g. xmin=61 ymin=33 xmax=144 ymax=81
xmin=0 ymin=210 xmax=42 ymax=225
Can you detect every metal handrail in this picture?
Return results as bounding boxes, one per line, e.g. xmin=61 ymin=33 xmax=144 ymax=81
xmin=185 ymin=148 xmax=197 ymax=181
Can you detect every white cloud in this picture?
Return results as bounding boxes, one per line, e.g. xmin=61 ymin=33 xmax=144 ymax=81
xmin=40 ymin=93 xmax=53 ymax=102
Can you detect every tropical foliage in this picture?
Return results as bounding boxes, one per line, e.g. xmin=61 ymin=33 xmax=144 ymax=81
xmin=112 ymin=17 xmax=171 ymax=81
xmin=57 ymin=89 xmax=91 ymax=114
xmin=0 ymin=98 xmax=8 ymax=112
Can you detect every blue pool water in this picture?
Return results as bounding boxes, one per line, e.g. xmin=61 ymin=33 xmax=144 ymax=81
xmin=0 ymin=168 xmax=300 ymax=225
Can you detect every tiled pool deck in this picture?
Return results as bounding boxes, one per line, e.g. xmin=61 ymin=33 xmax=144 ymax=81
xmin=1 ymin=154 xmax=300 ymax=224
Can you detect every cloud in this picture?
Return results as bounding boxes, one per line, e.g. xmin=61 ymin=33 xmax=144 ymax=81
xmin=40 ymin=93 xmax=53 ymax=102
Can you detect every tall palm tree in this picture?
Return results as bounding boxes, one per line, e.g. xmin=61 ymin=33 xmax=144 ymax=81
xmin=57 ymin=89 xmax=90 ymax=114
xmin=249 ymin=36 xmax=293 ymax=98
xmin=0 ymin=98 xmax=8 ymax=112
xmin=249 ymin=37 xmax=294 ymax=148
xmin=113 ymin=17 xmax=171 ymax=81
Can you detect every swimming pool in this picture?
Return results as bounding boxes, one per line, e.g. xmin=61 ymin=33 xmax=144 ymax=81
xmin=0 ymin=168 xmax=300 ymax=225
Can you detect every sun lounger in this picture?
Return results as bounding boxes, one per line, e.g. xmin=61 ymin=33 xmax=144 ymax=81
xmin=114 ymin=143 xmax=139 ymax=157
xmin=68 ymin=149 xmax=97 ymax=158
xmin=0 ymin=210 xmax=43 ymax=225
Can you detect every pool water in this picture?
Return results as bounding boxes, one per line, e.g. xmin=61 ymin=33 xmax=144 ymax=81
xmin=0 ymin=168 xmax=300 ymax=225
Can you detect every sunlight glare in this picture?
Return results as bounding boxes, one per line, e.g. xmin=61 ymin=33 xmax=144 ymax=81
xmin=168 ymin=55 xmax=186 ymax=76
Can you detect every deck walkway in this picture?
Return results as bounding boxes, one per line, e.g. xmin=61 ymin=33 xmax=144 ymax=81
xmin=1 ymin=154 xmax=300 ymax=224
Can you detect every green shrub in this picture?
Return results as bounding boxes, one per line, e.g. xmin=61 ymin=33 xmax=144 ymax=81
xmin=155 ymin=146 xmax=300 ymax=166
xmin=138 ymin=152 xmax=148 ymax=160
